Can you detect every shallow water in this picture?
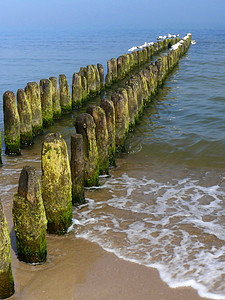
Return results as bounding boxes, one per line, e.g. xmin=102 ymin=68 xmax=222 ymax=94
xmin=0 ymin=28 xmax=225 ymax=299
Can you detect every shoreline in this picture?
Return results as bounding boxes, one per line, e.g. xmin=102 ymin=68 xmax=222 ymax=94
xmin=9 ymin=235 xmax=210 ymax=300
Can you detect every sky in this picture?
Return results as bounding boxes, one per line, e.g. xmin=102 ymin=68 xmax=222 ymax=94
xmin=0 ymin=0 xmax=225 ymax=31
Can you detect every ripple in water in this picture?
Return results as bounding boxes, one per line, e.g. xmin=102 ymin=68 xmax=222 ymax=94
xmin=73 ymin=173 xmax=225 ymax=299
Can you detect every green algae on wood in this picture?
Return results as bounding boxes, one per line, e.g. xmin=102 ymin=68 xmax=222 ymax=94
xmin=40 ymin=79 xmax=54 ymax=127
xmin=24 ymin=82 xmax=43 ymax=136
xmin=70 ymin=134 xmax=85 ymax=205
xmin=0 ymin=200 xmax=14 ymax=299
xmin=0 ymin=132 xmax=2 ymax=164
xmin=86 ymin=105 xmax=109 ymax=175
xmin=59 ymin=74 xmax=72 ymax=113
xmin=12 ymin=166 xmax=47 ymax=263
xmin=100 ymin=99 xmax=116 ymax=167
xmin=41 ymin=133 xmax=72 ymax=234
xmin=97 ymin=63 xmax=104 ymax=90
xmin=74 ymin=113 xmax=99 ymax=187
xmin=49 ymin=77 xmax=61 ymax=119
xmin=92 ymin=65 xmax=101 ymax=94
xmin=111 ymin=88 xmax=129 ymax=152
xmin=17 ymin=89 xmax=33 ymax=146
xmin=85 ymin=65 xmax=97 ymax=95
xmin=125 ymin=85 xmax=138 ymax=128
xmin=72 ymin=73 xmax=83 ymax=108
xmin=3 ymin=91 xmax=21 ymax=155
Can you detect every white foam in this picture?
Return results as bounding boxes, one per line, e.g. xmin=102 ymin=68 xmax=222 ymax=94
xmin=74 ymin=173 xmax=225 ymax=299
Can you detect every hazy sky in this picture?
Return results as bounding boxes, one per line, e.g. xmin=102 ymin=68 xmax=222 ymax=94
xmin=1 ymin=0 xmax=225 ymax=31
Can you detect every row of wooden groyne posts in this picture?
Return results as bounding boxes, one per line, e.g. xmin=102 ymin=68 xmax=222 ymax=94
xmin=0 ymin=34 xmax=192 ymax=298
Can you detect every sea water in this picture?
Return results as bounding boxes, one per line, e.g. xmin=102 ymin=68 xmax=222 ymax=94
xmin=0 ymin=27 xmax=225 ymax=299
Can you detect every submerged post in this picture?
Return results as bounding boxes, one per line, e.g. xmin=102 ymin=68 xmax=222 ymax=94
xmin=17 ymin=89 xmax=33 ymax=146
xmin=74 ymin=113 xmax=99 ymax=186
xmin=12 ymin=166 xmax=47 ymax=263
xmin=3 ymin=91 xmax=21 ymax=155
xmin=0 ymin=200 xmax=14 ymax=299
xmin=41 ymin=133 xmax=72 ymax=234
xmin=70 ymin=134 xmax=85 ymax=205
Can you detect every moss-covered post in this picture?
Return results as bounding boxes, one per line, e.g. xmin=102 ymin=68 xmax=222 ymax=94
xmin=3 ymin=91 xmax=21 ymax=155
xmin=117 ymin=56 xmax=125 ymax=80
xmin=86 ymin=105 xmax=109 ymax=175
xmin=72 ymin=73 xmax=83 ymax=108
xmin=70 ymin=134 xmax=85 ymax=205
xmin=125 ymin=85 xmax=138 ymax=128
xmin=59 ymin=74 xmax=72 ymax=113
xmin=49 ymin=77 xmax=61 ymax=119
xmin=74 ymin=113 xmax=99 ymax=187
xmin=24 ymin=82 xmax=43 ymax=136
xmin=97 ymin=63 xmax=104 ymax=90
xmin=12 ymin=166 xmax=47 ymax=263
xmin=86 ymin=65 xmax=96 ymax=95
xmin=0 ymin=200 xmax=14 ymax=299
xmin=17 ymin=89 xmax=33 ymax=146
xmin=40 ymin=79 xmax=53 ymax=127
xmin=100 ymin=99 xmax=116 ymax=166
xmin=79 ymin=67 xmax=88 ymax=101
xmin=127 ymin=76 xmax=143 ymax=115
xmin=138 ymin=72 xmax=149 ymax=105
xmin=92 ymin=65 xmax=101 ymax=94
xmin=0 ymin=132 xmax=2 ymax=164
xmin=41 ymin=133 xmax=72 ymax=234
xmin=111 ymin=89 xmax=129 ymax=151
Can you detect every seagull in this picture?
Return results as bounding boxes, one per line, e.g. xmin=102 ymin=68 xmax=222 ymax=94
xmin=191 ymin=40 xmax=196 ymax=45
xmin=148 ymin=42 xmax=154 ymax=46
xmin=128 ymin=46 xmax=138 ymax=52
xmin=157 ymin=35 xmax=164 ymax=40
xmin=168 ymin=33 xmax=172 ymax=38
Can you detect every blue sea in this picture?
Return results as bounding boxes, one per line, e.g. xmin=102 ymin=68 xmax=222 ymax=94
xmin=0 ymin=27 xmax=225 ymax=299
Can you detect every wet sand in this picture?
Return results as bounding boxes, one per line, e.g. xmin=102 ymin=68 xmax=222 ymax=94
xmin=8 ymin=233 xmax=209 ymax=300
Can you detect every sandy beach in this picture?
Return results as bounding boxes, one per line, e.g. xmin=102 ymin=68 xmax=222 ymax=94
xmin=8 ymin=233 xmax=210 ymax=300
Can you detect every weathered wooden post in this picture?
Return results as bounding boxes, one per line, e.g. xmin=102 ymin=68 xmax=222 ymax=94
xmin=111 ymin=88 xmax=129 ymax=151
xmin=41 ymin=133 xmax=72 ymax=234
xmin=86 ymin=105 xmax=109 ymax=175
xmin=49 ymin=77 xmax=61 ymax=119
xmin=0 ymin=200 xmax=14 ymax=299
xmin=17 ymin=89 xmax=33 ymax=146
xmin=117 ymin=55 xmax=125 ymax=80
xmin=100 ymin=99 xmax=116 ymax=166
xmin=24 ymin=82 xmax=43 ymax=136
xmin=92 ymin=65 xmax=101 ymax=93
xmin=125 ymin=85 xmax=138 ymax=127
xmin=40 ymin=79 xmax=53 ymax=127
xmin=0 ymin=132 xmax=2 ymax=164
xmin=59 ymin=74 xmax=72 ymax=113
xmin=74 ymin=113 xmax=99 ymax=186
xmin=12 ymin=166 xmax=47 ymax=263
xmin=72 ymin=73 xmax=83 ymax=108
xmin=79 ymin=67 xmax=88 ymax=101
xmin=86 ymin=65 xmax=96 ymax=95
xmin=97 ymin=63 xmax=104 ymax=89
xmin=70 ymin=134 xmax=85 ymax=205
xmin=3 ymin=91 xmax=21 ymax=155
xmin=137 ymin=72 xmax=149 ymax=105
